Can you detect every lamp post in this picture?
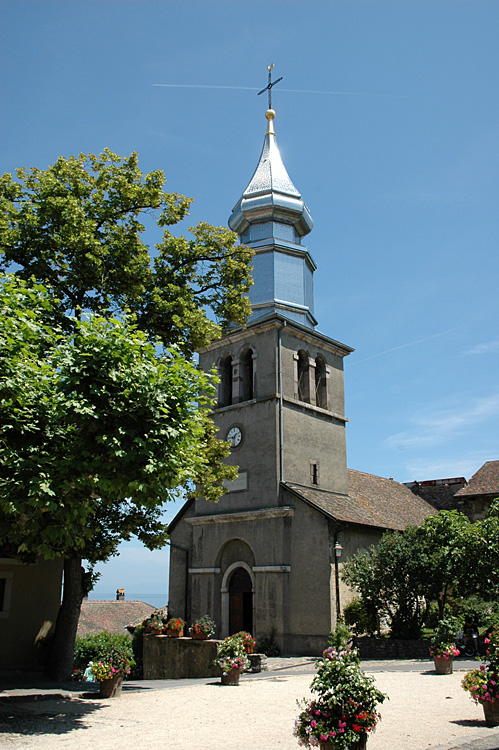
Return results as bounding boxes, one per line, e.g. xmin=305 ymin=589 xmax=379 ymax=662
xmin=333 ymin=540 xmax=343 ymax=624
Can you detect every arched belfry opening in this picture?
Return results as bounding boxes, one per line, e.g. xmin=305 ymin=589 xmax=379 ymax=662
xmin=315 ymin=355 xmax=327 ymax=409
xmin=297 ymin=350 xmax=310 ymax=403
xmin=228 ymin=567 xmax=253 ymax=634
xmin=240 ymin=347 xmax=254 ymax=401
xmin=219 ymin=355 xmax=232 ymax=407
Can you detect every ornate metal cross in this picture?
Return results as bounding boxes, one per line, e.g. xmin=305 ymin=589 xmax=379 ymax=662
xmin=258 ymin=63 xmax=283 ymax=109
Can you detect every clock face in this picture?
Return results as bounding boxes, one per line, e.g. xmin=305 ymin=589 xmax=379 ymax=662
xmin=226 ymin=426 xmax=242 ymax=448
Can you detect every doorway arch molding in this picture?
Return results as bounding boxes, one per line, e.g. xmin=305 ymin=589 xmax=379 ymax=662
xmin=221 ymin=561 xmax=255 ymax=637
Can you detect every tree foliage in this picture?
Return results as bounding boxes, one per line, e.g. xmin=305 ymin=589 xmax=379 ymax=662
xmin=0 ymin=275 xmax=236 ymax=562
xmin=0 ymin=274 xmax=242 ymax=679
xmin=342 ymin=508 xmax=499 ymax=639
xmin=0 ymin=149 xmax=253 ymax=353
xmin=0 ymin=149 xmax=253 ymax=679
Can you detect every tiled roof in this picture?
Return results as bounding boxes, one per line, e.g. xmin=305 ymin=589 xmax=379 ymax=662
xmin=286 ymin=469 xmax=435 ymax=531
xmin=77 ymin=600 xmax=157 ymax=637
xmin=455 ymin=460 xmax=499 ymax=497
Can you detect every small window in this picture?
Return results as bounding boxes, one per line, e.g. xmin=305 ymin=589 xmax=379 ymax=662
xmin=240 ymin=348 xmax=254 ymax=401
xmin=297 ymin=350 xmax=310 ymax=403
xmin=315 ymin=356 xmax=327 ymax=409
xmin=219 ymin=355 xmax=233 ymax=407
xmin=310 ymin=461 xmax=319 ymax=486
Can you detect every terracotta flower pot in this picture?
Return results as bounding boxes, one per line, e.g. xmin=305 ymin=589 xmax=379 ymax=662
xmin=322 ymin=733 xmax=366 ymax=750
xmin=221 ymin=667 xmax=240 ymax=686
xmin=433 ymin=655 xmax=453 ymax=674
xmin=166 ymin=628 xmax=184 ymax=638
xmin=482 ymin=698 xmax=499 ymax=727
xmin=244 ymin=644 xmax=254 ymax=654
xmin=99 ymin=673 xmax=123 ymax=698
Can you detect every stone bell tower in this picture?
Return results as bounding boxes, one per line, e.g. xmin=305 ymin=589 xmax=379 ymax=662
xmin=168 ymin=74 xmax=353 ymax=653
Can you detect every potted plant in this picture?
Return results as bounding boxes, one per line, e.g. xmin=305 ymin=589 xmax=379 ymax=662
xmin=165 ymin=617 xmax=186 ymax=637
xmin=213 ymin=635 xmax=250 ymax=686
xmin=143 ymin=613 xmax=167 ymax=635
xmin=429 ymin=617 xmax=460 ymax=675
xmin=189 ymin=615 xmax=216 ymax=639
xmin=234 ymin=631 xmax=256 ymax=653
xmin=294 ymin=625 xmax=387 ymax=749
xmin=73 ymin=631 xmax=135 ymax=697
xmin=462 ymin=621 xmax=499 ymax=726
xmin=92 ymin=660 xmax=133 ymax=698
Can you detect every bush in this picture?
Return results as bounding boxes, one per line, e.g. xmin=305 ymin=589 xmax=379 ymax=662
xmin=130 ymin=625 xmax=145 ymax=679
xmin=423 ymin=601 xmax=444 ymax=630
xmin=449 ymin=596 xmax=499 ymax=630
xmin=343 ymin=599 xmax=377 ymax=636
xmin=73 ymin=631 xmax=134 ymax=677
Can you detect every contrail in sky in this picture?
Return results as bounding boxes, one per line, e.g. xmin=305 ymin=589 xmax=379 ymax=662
xmin=152 ymin=84 xmax=406 ymax=99
xmin=348 ymin=329 xmax=458 ymax=366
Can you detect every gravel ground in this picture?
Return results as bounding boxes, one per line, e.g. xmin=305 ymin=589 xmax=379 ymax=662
xmin=1 ymin=665 xmax=499 ymax=750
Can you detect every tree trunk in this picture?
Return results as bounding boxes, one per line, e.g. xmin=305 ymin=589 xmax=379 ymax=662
xmin=48 ymin=555 xmax=85 ymax=682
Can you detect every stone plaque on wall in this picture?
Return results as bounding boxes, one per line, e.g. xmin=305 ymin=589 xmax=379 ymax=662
xmin=223 ymin=470 xmax=248 ymax=493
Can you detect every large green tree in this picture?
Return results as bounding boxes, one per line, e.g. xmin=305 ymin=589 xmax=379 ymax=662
xmin=342 ymin=508 xmax=499 ymax=639
xmin=0 ymin=150 xmax=253 ymax=680
xmin=0 ymin=275 xmax=236 ymax=679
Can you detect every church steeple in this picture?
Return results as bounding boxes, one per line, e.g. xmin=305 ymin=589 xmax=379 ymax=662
xmin=229 ymin=75 xmax=317 ymax=329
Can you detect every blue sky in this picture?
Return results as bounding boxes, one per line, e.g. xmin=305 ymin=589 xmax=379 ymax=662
xmin=2 ymin=0 xmax=498 ymax=604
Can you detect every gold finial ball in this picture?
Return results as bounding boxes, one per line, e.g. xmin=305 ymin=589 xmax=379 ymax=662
xmin=266 ymin=109 xmax=276 ymax=120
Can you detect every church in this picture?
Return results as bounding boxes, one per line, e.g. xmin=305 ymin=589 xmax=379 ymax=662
xmin=167 ymin=96 xmax=434 ymax=655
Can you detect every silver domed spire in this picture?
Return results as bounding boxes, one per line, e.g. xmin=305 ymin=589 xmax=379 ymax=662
xmin=229 ymin=108 xmax=313 ymax=238
xmin=228 ymin=70 xmax=317 ymax=329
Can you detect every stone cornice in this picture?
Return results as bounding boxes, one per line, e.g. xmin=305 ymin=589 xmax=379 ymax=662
xmin=283 ymin=396 xmax=348 ymax=423
xmin=188 ymin=567 xmax=221 ymax=574
xmin=186 ymin=506 xmax=294 ymax=525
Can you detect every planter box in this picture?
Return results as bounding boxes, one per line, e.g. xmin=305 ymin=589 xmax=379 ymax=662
xmin=143 ymin=635 xmax=221 ymax=679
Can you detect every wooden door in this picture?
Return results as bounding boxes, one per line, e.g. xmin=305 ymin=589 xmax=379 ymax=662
xmin=228 ymin=568 xmax=253 ymax=634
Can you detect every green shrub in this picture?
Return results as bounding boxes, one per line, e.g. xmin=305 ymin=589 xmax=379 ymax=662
xmin=343 ymin=599 xmax=377 ymax=636
xmin=423 ymin=601 xmax=444 ymax=630
xmin=74 ymin=631 xmax=134 ymax=676
xmin=130 ymin=625 xmax=145 ymax=679
xmin=449 ymin=596 xmax=499 ymax=629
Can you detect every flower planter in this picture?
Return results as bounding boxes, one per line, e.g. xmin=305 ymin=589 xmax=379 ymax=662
xmin=321 ymin=734 xmax=367 ymax=750
xmin=221 ymin=667 xmax=240 ymax=686
xmin=99 ymin=673 xmax=124 ymax=698
xmin=433 ymin=656 xmax=453 ymax=674
xmin=244 ymin=644 xmax=254 ymax=654
xmin=166 ymin=628 xmax=184 ymax=638
xmin=481 ymin=698 xmax=499 ymax=727
xmin=192 ymin=632 xmax=211 ymax=640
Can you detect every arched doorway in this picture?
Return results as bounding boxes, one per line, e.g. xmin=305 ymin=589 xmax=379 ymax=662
xmin=228 ymin=567 xmax=253 ymax=634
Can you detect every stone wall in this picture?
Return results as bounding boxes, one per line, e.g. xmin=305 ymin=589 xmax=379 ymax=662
xmin=143 ymin=635 xmax=221 ymax=680
xmin=354 ymin=636 xmax=430 ymax=660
